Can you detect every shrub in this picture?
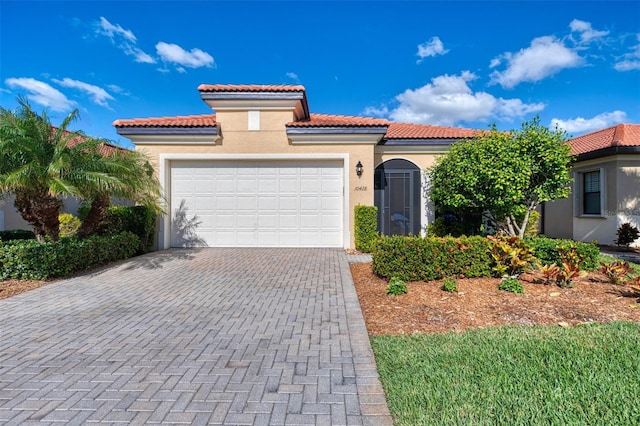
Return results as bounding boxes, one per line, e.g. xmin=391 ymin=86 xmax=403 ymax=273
xmin=0 ymin=229 xmax=35 ymax=241
xmin=488 ymin=235 xmax=535 ymax=277
xmin=498 ymin=277 xmax=525 ymax=294
xmin=615 ymin=223 xmax=640 ymax=248
xmin=59 ymin=213 xmax=81 ymax=238
xmin=0 ymin=232 xmax=140 ymax=280
xmin=386 ymin=276 xmax=408 ymax=296
xmin=598 ymin=261 xmax=633 ymax=285
xmin=527 ymin=236 xmax=599 ymax=271
xmin=372 ymin=235 xmax=492 ymax=281
xmin=441 ymin=277 xmax=459 ymax=292
xmin=354 ymin=205 xmax=378 ymax=253
xmin=92 ymin=205 xmax=156 ymax=253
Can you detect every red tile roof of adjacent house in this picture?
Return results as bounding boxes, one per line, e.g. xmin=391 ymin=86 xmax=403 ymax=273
xmin=53 ymin=127 xmax=127 ymax=156
xmin=113 ymin=114 xmax=217 ymax=128
xmin=286 ymin=113 xmax=389 ymax=128
xmin=569 ymin=123 xmax=640 ymax=155
xmin=198 ymin=84 xmax=305 ymax=93
xmin=385 ymin=122 xmax=480 ymax=139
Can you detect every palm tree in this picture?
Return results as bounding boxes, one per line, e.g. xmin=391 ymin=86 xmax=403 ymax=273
xmin=0 ymin=98 xmax=161 ymax=241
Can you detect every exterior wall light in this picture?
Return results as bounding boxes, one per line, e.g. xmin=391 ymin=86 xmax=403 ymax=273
xmin=356 ymin=161 xmax=363 ymax=178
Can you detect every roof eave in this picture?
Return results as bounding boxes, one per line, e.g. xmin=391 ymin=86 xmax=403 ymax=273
xmin=575 ymin=145 xmax=640 ymax=161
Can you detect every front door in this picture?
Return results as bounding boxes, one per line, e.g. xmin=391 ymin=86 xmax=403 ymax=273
xmin=374 ymin=159 xmax=421 ymax=236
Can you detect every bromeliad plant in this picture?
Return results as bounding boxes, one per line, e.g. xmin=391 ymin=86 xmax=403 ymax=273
xmin=554 ymin=242 xmax=587 ymax=287
xmin=627 ymin=276 xmax=640 ymax=303
xmin=598 ymin=260 xmax=633 ymax=285
xmin=488 ymin=235 xmax=536 ymax=277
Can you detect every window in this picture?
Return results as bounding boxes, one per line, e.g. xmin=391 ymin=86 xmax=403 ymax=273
xmin=583 ymin=171 xmax=601 ymax=215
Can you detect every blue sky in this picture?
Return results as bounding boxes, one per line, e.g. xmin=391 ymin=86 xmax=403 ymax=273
xmin=1 ymin=1 xmax=639 ymax=148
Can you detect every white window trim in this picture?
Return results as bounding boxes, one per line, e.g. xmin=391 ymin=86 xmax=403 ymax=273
xmin=575 ymin=167 xmax=606 ymax=218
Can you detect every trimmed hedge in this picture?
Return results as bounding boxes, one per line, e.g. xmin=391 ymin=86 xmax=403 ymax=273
xmin=0 ymin=231 xmax=140 ymax=280
xmin=0 ymin=229 xmax=36 ymax=241
xmin=527 ymin=236 xmax=600 ymax=271
xmin=372 ymin=235 xmax=492 ymax=281
xmin=92 ymin=206 xmax=156 ymax=253
xmin=354 ymin=205 xmax=378 ymax=253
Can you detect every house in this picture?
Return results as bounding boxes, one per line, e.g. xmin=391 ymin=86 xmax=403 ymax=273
xmin=0 ymin=131 xmax=127 ymax=232
xmin=114 ymin=84 xmax=480 ymax=249
xmin=543 ymin=123 xmax=640 ymax=247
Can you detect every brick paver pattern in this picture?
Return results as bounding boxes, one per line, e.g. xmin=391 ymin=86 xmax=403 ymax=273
xmin=0 ymin=248 xmax=392 ymax=425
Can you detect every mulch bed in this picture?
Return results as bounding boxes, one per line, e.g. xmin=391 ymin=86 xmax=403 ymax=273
xmin=0 ymin=279 xmax=50 ymax=300
xmin=351 ymin=263 xmax=640 ymax=335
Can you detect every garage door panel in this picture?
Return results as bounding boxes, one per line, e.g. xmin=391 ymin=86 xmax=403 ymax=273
xmin=170 ymin=160 xmax=343 ymax=247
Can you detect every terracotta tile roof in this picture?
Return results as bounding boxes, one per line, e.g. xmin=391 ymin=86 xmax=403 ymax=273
xmin=569 ymin=123 xmax=640 ymax=155
xmin=53 ymin=127 xmax=127 ymax=156
xmin=198 ymin=84 xmax=305 ymax=93
xmin=287 ymin=113 xmax=389 ymax=128
xmin=113 ymin=114 xmax=217 ymax=128
xmin=385 ymin=122 xmax=480 ymax=139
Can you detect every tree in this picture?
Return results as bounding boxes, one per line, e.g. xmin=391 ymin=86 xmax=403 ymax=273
xmin=0 ymin=98 xmax=161 ymax=241
xmin=428 ymin=116 xmax=573 ymax=238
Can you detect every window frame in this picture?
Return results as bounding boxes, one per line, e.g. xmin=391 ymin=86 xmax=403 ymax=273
xmin=575 ymin=167 xmax=606 ymax=217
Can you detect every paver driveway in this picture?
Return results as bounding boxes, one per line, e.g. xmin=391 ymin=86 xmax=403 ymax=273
xmin=0 ymin=248 xmax=392 ymax=425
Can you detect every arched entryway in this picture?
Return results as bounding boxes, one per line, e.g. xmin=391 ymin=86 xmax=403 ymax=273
xmin=374 ymin=159 xmax=421 ymax=236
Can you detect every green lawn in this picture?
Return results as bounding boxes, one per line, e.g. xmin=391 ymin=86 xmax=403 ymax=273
xmin=371 ymin=322 xmax=640 ymax=425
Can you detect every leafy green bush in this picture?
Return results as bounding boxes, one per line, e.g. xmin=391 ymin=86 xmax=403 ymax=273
xmin=527 ymin=236 xmax=599 ymax=271
xmin=615 ymin=222 xmax=640 ymax=248
xmin=386 ymin=276 xmax=408 ymax=296
xmin=498 ymin=277 xmax=525 ymax=294
xmin=441 ymin=277 xmax=459 ymax=292
xmin=354 ymin=205 xmax=378 ymax=253
xmin=92 ymin=205 xmax=156 ymax=253
xmin=0 ymin=232 xmax=140 ymax=280
xmin=59 ymin=213 xmax=81 ymax=238
xmin=0 ymin=229 xmax=35 ymax=241
xmin=372 ymin=235 xmax=492 ymax=281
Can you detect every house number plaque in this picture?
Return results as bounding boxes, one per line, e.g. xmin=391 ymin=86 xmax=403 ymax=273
xmin=354 ymin=186 xmax=368 ymax=191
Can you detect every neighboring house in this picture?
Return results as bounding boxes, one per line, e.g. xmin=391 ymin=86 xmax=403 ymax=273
xmin=544 ymin=123 xmax=640 ymax=247
xmin=0 ymin=130 xmax=127 ymax=232
xmin=114 ymin=84 xmax=480 ymax=249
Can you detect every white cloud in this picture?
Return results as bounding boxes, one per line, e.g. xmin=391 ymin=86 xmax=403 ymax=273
xmin=107 ymin=84 xmax=124 ymax=93
xmin=52 ymin=78 xmax=114 ymax=108
xmin=417 ymin=36 xmax=449 ymax=63
xmin=362 ymin=105 xmax=389 ymax=117
xmin=550 ymin=111 xmax=627 ymax=134
xmin=155 ymin=42 xmax=214 ymax=69
xmin=379 ymin=71 xmax=544 ymax=126
xmin=97 ymin=16 xmax=136 ymax=42
xmin=5 ymin=77 xmax=74 ymax=112
xmin=286 ymin=72 xmax=300 ymax=82
xmin=490 ymin=36 xmax=582 ymax=88
xmin=569 ymin=19 xmax=609 ymax=44
xmin=95 ymin=17 xmax=156 ymax=64
xmin=614 ymin=34 xmax=640 ymax=71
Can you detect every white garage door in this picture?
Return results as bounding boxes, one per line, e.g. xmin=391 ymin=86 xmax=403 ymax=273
xmin=170 ymin=160 xmax=344 ymax=247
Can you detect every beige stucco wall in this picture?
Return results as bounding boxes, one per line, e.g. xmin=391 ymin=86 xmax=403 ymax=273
xmin=543 ymin=197 xmax=573 ymax=239
xmin=132 ymin=109 xmax=378 ymax=249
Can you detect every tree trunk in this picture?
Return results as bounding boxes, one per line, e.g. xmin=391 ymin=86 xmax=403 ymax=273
xmin=14 ymin=191 xmax=61 ymax=241
xmin=77 ymin=195 xmax=110 ymax=238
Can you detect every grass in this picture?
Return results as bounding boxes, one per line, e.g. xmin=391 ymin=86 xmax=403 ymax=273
xmin=371 ymin=322 xmax=640 ymax=425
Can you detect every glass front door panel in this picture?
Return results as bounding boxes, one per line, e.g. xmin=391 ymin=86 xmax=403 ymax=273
xmin=374 ymin=161 xmax=420 ymax=236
